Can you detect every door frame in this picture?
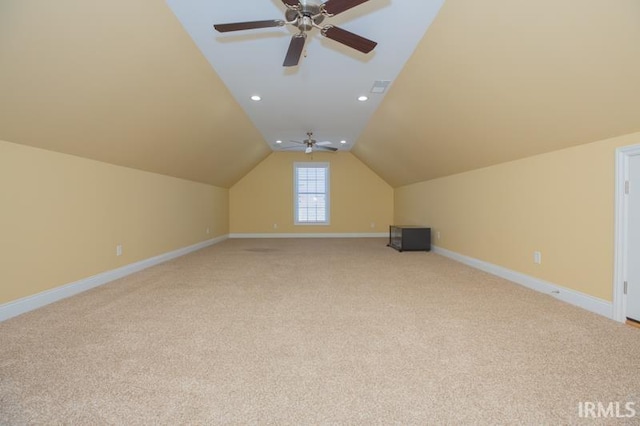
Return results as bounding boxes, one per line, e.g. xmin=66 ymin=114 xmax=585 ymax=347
xmin=613 ymin=144 xmax=640 ymax=322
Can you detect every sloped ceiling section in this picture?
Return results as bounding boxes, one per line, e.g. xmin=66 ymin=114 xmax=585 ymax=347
xmin=353 ymin=0 xmax=640 ymax=187
xmin=166 ymin=0 xmax=444 ymax=153
xmin=2 ymin=0 xmax=640 ymax=190
xmin=0 ymin=0 xmax=270 ymax=188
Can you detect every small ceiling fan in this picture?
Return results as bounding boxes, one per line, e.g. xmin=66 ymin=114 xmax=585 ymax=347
xmin=279 ymin=132 xmax=339 ymax=153
xmin=213 ymin=0 xmax=377 ymax=67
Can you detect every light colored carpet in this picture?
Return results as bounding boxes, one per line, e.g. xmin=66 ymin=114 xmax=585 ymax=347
xmin=1 ymin=238 xmax=639 ymax=424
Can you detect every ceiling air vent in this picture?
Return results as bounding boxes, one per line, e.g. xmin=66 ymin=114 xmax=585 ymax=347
xmin=371 ymin=80 xmax=391 ymax=94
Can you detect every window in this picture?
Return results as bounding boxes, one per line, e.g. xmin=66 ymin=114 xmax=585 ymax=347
xmin=294 ymin=162 xmax=329 ymax=225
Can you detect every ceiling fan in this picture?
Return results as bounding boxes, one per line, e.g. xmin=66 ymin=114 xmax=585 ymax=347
xmin=213 ymin=0 xmax=377 ymax=67
xmin=279 ymin=132 xmax=339 ymax=153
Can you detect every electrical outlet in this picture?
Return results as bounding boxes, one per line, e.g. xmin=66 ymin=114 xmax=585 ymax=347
xmin=273 ymin=223 xmax=278 ymax=229
xmin=533 ymin=251 xmax=542 ymax=264
xmin=370 ymin=222 xmax=375 ymax=229
xmin=436 ymin=231 xmax=441 ymax=240
xmin=116 ymin=244 xmax=123 ymax=256
xmin=206 ymin=227 xmax=210 ymax=234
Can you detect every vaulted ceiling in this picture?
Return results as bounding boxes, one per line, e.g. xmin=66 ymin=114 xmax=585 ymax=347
xmin=166 ymin=0 xmax=444 ymax=155
xmin=1 ymin=0 xmax=639 ymax=188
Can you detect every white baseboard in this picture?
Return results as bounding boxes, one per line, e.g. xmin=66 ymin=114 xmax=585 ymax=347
xmin=5 ymin=237 xmax=609 ymax=323
xmin=432 ymin=245 xmax=613 ymax=320
xmin=229 ymin=233 xmax=387 ymax=239
xmin=0 ymin=235 xmax=229 ymax=322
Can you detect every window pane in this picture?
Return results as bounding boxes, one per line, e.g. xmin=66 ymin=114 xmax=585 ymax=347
xmin=295 ymin=164 xmax=328 ymax=224
xmin=297 ymin=194 xmax=326 ymax=222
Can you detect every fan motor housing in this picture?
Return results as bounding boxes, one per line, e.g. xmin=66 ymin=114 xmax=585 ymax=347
xmin=285 ymin=1 xmax=325 ymax=30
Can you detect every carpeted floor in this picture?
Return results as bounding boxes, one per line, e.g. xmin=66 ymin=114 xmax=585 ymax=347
xmin=1 ymin=238 xmax=639 ymax=424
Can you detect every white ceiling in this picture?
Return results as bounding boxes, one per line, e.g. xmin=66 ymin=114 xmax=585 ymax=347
xmin=166 ymin=0 xmax=445 ymax=151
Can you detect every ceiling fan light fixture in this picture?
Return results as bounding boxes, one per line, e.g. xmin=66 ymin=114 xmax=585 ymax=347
xmin=305 ymin=146 xmax=313 ymax=154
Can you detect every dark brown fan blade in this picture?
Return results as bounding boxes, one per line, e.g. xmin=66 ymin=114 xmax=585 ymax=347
xmin=323 ymin=0 xmax=370 ymax=15
xmin=214 ymin=20 xmax=284 ymax=33
xmin=281 ymin=0 xmax=300 ymax=7
xmin=322 ymin=26 xmax=377 ymax=53
xmin=315 ymin=145 xmax=338 ymax=152
xmin=283 ymin=35 xmax=306 ymax=67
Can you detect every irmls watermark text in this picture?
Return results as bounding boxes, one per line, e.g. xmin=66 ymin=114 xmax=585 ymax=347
xmin=578 ymin=401 xmax=637 ymax=418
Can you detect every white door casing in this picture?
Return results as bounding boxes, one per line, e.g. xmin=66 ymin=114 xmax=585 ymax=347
xmin=614 ymin=144 xmax=640 ymax=322
xmin=625 ymin=155 xmax=640 ymax=321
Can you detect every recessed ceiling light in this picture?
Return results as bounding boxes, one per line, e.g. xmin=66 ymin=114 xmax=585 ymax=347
xmin=251 ymin=95 xmax=261 ymax=101
xmin=276 ymin=140 xmax=282 ymax=144
xmin=358 ymin=95 xmax=368 ymax=102
xmin=340 ymin=140 xmax=347 ymax=144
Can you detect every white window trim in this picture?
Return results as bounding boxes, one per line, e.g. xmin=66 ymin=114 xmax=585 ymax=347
xmin=294 ymin=162 xmax=330 ymax=226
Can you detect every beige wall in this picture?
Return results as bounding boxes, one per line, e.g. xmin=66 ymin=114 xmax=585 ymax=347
xmin=230 ymin=152 xmax=393 ymax=234
xmin=395 ymin=131 xmax=640 ymax=301
xmin=0 ymin=140 xmax=228 ymax=305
